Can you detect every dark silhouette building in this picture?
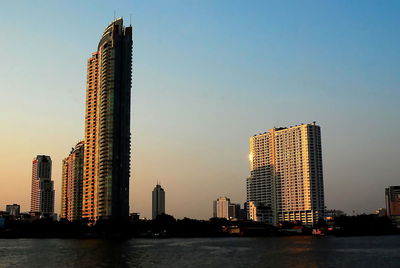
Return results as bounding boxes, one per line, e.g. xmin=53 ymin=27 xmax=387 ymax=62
xmin=152 ymin=184 xmax=165 ymax=219
xmin=385 ymin=186 xmax=400 ymax=226
xmin=30 ymin=155 xmax=54 ymax=216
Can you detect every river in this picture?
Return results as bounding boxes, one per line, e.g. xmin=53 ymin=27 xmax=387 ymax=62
xmin=1 ymin=235 xmax=399 ymax=267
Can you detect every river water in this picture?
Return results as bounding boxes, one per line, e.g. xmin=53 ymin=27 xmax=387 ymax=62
xmin=1 ymin=235 xmax=399 ymax=267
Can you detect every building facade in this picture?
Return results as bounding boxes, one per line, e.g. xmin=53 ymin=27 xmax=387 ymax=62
xmin=82 ymin=18 xmax=132 ymax=222
xmin=61 ymin=141 xmax=84 ymax=221
xmin=246 ymin=122 xmax=325 ymax=226
xmin=385 ymin=186 xmax=400 ymax=225
xmin=30 ymin=155 xmax=54 ymax=215
xmin=247 ymin=201 xmax=272 ymax=224
xmin=213 ymin=197 xmax=230 ymax=219
xmin=6 ymin=204 xmax=20 ymax=217
xmin=152 ymin=184 xmax=165 ymax=219
xmin=213 ymin=197 xmax=242 ymax=219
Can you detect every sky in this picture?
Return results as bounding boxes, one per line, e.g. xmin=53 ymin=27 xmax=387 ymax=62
xmin=0 ymin=0 xmax=399 ymax=219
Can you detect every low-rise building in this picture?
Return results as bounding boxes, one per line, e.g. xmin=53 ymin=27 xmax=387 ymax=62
xmin=6 ymin=204 xmax=20 ymax=217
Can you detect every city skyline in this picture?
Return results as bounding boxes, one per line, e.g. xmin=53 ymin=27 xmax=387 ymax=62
xmin=0 ymin=1 xmax=399 ymax=219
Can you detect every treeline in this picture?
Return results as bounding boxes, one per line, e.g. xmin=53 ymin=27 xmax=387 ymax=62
xmin=332 ymin=214 xmax=397 ymax=236
xmin=1 ymin=213 xmax=399 ymax=238
xmin=0 ymin=214 xmax=273 ymax=238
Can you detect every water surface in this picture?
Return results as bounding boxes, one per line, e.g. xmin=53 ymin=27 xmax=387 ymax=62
xmin=1 ymin=236 xmax=399 ymax=267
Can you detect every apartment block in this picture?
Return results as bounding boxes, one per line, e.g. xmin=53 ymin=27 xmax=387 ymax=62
xmin=82 ymin=18 xmax=132 ymax=222
xmin=30 ymin=155 xmax=54 ymax=215
xmin=246 ymin=122 xmax=325 ymax=225
xmin=61 ymin=141 xmax=84 ymax=221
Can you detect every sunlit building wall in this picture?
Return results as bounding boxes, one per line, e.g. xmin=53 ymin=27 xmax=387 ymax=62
xmin=82 ymin=18 xmax=132 ymax=222
xmin=247 ymin=122 xmax=325 ymax=225
xmin=213 ymin=197 xmax=241 ymax=219
xmin=30 ymin=155 xmax=54 ymax=215
xmin=216 ymin=197 xmax=230 ymax=219
xmin=61 ymin=141 xmax=84 ymax=221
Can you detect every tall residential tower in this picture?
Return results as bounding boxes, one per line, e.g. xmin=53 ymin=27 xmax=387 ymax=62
xmin=61 ymin=141 xmax=84 ymax=221
xmin=83 ymin=18 xmax=133 ymax=222
xmin=247 ymin=122 xmax=325 ymax=225
xmin=30 ymin=155 xmax=54 ymax=215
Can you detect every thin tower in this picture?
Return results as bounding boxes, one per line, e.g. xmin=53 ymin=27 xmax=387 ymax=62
xmin=82 ymin=18 xmax=133 ymax=222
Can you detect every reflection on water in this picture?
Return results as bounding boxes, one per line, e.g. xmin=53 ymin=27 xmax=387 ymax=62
xmin=0 ymin=236 xmax=400 ymax=267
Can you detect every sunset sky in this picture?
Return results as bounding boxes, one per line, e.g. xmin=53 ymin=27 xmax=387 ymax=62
xmin=0 ymin=0 xmax=399 ymax=219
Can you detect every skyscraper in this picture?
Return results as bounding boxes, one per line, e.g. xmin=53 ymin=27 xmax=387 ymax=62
xmin=61 ymin=141 xmax=84 ymax=221
xmin=247 ymin=122 xmax=325 ymax=226
xmin=82 ymin=18 xmax=132 ymax=222
xmin=152 ymin=184 xmax=165 ymax=219
xmin=30 ymin=155 xmax=54 ymax=215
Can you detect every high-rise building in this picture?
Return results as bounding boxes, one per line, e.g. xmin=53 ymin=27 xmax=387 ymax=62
xmin=213 ymin=197 xmax=230 ymax=219
xmin=30 ymin=155 xmax=54 ymax=215
xmin=6 ymin=204 xmax=20 ymax=217
xmin=82 ymin=18 xmax=132 ymax=222
xmin=385 ymin=186 xmax=400 ymax=226
xmin=152 ymin=184 xmax=165 ymax=219
xmin=213 ymin=197 xmax=242 ymax=219
xmin=61 ymin=141 xmax=84 ymax=221
xmin=246 ymin=122 xmax=325 ymax=226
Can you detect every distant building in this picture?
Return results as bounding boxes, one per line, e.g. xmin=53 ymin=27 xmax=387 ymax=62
xmin=213 ymin=200 xmax=217 ymax=218
xmin=375 ymin=208 xmax=387 ymax=217
xmin=214 ymin=197 xmax=230 ymax=219
xmin=6 ymin=204 xmax=20 ymax=217
xmin=152 ymin=184 xmax=165 ymax=219
xmin=30 ymin=155 xmax=54 ymax=215
xmin=324 ymin=209 xmax=345 ymax=222
xmin=385 ymin=186 xmax=400 ymax=225
xmin=129 ymin=213 xmax=140 ymax=222
xmin=61 ymin=141 xmax=84 ymax=221
xmin=228 ymin=203 xmax=241 ymax=219
xmin=325 ymin=209 xmax=345 ymax=218
xmin=213 ymin=197 xmax=242 ymax=219
xmin=247 ymin=122 xmax=325 ymax=226
xmin=248 ymin=201 xmax=272 ymax=224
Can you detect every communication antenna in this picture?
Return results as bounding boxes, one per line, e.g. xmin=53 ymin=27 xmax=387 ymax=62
xmin=130 ymin=13 xmax=132 ymax=26
xmin=114 ymin=10 xmax=116 ymax=21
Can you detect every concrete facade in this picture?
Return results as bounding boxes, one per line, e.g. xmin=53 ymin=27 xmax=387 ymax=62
xmin=82 ymin=18 xmax=132 ymax=222
xmin=247 ymin=122 xmax=325 ymax=226
xmin=30 ymin=155 xmax=54 ymax=215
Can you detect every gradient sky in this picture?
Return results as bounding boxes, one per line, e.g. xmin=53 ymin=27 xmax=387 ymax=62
xmin=0 ymin=0 xmax=399 ymax=219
